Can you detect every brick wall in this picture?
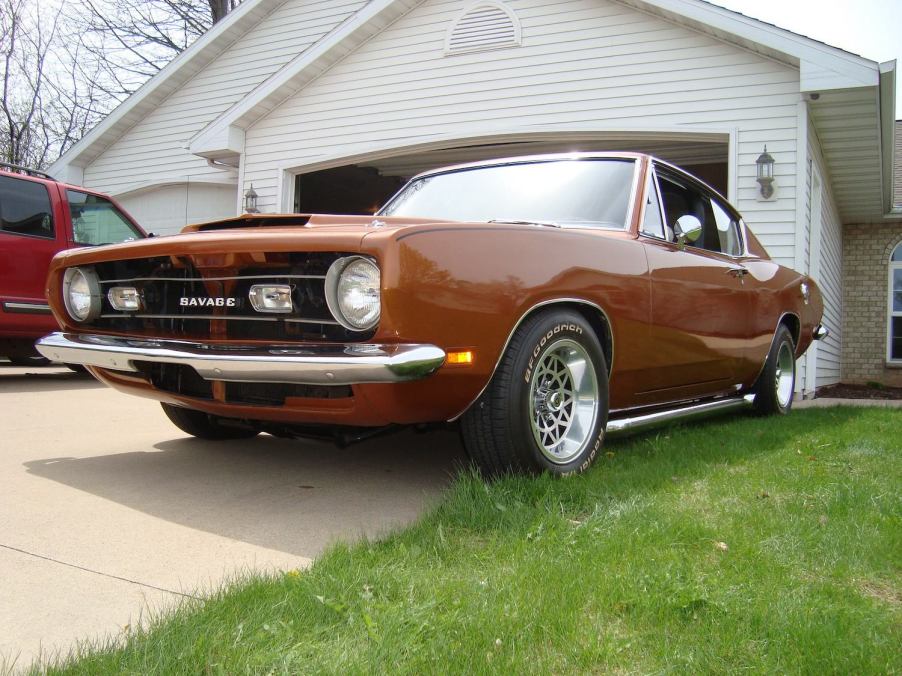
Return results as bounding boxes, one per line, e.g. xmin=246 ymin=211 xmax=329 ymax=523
xmin=841 ymin=221 xmax=902 ymax=386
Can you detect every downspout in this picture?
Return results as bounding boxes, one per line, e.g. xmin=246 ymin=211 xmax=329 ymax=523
xmin=878 ymin=61 xmax=896 ymax=216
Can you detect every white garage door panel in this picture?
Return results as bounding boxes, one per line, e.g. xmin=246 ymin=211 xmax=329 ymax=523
xmin=118 ymin=183 xmax=237 ymax=236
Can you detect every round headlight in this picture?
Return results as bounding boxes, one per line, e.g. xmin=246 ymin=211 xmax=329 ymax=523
xmin=325 ymin=257 xmax=381 ymax=331
xmin=63 ymin=267 xmax=101 ymax=322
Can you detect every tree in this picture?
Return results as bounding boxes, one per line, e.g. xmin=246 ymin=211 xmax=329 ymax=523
xmin=74 ymin=0 xmax=242 ymax=100
xmin=0 ymin=0 xmax=241 ymax=169
xmin=0 ymin=0 xmax=59 ymax=167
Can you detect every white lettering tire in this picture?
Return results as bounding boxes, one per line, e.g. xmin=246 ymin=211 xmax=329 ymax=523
xmin=461 ymin=309 xmax=608 ymax=476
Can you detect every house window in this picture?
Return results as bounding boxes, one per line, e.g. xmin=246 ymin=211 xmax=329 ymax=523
xmin=890 ymin=242 xmax=902 ymax=362
xmin=445 ymin=1 xmax=521 ymax=55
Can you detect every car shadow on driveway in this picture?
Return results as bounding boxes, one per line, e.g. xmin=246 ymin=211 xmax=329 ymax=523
xmin=0 ymin=366 xmax=104 ymax=394
xmin=23 ymin=428 xmax=467 ymax=559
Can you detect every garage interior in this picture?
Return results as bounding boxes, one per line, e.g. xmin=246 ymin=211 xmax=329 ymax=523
xmin=292 ymin=136 xmax=730 ymax=215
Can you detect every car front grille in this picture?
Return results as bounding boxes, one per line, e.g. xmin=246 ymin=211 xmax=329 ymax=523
xmin=83 ymin=253 xmax=371 ymax=342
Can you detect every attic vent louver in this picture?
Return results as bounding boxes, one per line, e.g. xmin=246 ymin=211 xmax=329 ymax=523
xmin=445 ymin=1 xmax=521 ymax=56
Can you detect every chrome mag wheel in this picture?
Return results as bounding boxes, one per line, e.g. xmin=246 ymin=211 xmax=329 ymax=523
xmin=528 ymin=338 xmax=599 ymax=464
xmin=775 ymin=341 xmax=795 ymax=408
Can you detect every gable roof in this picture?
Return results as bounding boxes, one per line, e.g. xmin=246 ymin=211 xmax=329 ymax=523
xmin=188 ymin=0 xmax=421 ymax=159
xmin=50 ymin=0 xmax=278 ymax=173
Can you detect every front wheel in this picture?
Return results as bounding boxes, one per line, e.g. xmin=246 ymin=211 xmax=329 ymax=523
xmin=461 ymin=309 xmax=608 ymax=476
xmin=753 ymin=324 xmax=796 ymax=415
xmin=161 ymin=403 xmax=260 ymax=440
xmin=7 ymin=355 xmax=50 ymax=367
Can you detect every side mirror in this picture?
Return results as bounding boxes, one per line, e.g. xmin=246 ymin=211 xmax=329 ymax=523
xmin=673 ymin=214 xmax=702 ymax=249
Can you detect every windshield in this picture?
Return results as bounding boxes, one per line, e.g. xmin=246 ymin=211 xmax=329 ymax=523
xmin=379 ymin=158 xmax=637 ymax=229
xmin=67 ymin=190 xmax=143 ymax=245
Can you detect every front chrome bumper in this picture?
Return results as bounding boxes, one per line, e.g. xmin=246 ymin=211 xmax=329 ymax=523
xmin=36 ymin=332 xmax=446 ymax=385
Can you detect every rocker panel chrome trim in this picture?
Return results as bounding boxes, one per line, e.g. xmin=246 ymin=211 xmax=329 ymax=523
xmin=605 ymin=394 xmax=755 ymax=438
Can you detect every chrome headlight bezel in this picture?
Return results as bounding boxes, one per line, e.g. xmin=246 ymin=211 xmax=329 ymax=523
xmin=325 ymin=256 xmax=381 ymax=331
xmin=63 ymin=267 xmax=102 ymax=322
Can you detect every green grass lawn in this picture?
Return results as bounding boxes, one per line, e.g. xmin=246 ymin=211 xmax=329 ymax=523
xmin=39 ymin=407 xmax=901 ymax=674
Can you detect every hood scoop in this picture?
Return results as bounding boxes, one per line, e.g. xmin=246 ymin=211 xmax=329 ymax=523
xmin=184 ymin=215 xmax=312 ymax=233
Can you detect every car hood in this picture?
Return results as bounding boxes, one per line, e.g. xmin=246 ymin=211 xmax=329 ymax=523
xmin=49 ymin=213 xmax=628 ymax=269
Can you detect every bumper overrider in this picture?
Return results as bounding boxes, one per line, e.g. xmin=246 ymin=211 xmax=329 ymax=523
xmin=36 ymin=332 xmax=446 ymax=385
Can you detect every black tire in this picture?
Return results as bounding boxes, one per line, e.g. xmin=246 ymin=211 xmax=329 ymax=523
xmin=461 ymin=309 xmax=609 ymax=476
xmin=753 ymin=324 xmax=796 ymax=415
xmin=7 ymin=355 xmax=50 ymax=366
xmin=161 ymin=403 xmax=260 ymax=440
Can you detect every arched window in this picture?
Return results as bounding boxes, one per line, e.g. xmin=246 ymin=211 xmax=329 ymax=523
xmin=445 ymin=1 xmax=521 ymax=56
xmin=890 ymin=242 xmax=902 ymax=362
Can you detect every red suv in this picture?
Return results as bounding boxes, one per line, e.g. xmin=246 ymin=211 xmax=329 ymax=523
xmin=0 ymin=163 xmax=146 ymax=365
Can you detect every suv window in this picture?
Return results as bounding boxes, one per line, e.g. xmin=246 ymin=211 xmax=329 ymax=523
xmin=67 ymin=190 xmax=142 ymax=245
xmin=0 ymin=175 xmax=54 ymax=239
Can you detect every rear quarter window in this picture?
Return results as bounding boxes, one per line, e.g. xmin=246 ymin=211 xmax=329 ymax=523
xmin=0 ymin=175 xmax=54 ymax=239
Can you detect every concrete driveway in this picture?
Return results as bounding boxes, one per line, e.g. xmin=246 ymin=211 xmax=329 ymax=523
xmin=0 ymin=362 xmax=464 ymax=669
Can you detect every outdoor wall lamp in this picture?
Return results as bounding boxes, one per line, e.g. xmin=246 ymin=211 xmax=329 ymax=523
xmin=244 ymin=184 xmax=259 ymax=213
xmin=756 ymin=146 xmax=776 ymax=200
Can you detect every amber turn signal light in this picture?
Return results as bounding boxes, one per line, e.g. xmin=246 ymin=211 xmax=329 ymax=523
xmin=446 ymin=350 xmax=474 ymax=365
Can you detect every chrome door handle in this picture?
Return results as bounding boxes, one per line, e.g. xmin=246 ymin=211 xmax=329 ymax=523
xmin=726 ymin=267 xmax=749 ymax=277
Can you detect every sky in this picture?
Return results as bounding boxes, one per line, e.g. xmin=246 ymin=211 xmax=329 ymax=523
xmin=710 ymin=0 xmax=902 ymax=115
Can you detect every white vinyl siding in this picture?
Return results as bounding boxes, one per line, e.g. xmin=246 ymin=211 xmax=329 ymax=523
xmin=808 ymin=122 xmax=843 ymax=387
xmin=82 ymin=0 xmax=366 ymax=197
xmin=243 ymin=0 xmax=802 ymax=267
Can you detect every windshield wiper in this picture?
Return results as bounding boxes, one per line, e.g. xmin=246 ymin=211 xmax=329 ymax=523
xmin=488 ymin=218 xmax=561 ymax=228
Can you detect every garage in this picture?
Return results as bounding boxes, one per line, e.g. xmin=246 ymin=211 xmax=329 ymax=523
xmin=287 ymin=133 xmax=730 ymax=215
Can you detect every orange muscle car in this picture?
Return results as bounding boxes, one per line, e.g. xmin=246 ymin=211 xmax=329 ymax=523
xmin=37 ymin=153 xmax=826 ymax=475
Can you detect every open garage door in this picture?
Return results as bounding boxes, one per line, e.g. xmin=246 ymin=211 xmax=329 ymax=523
xmin=290 ymin=134 xmax=730 ymax=215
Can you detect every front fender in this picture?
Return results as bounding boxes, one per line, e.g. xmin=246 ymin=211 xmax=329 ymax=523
xmin=357 ymin=225 xmax=650 ymax=419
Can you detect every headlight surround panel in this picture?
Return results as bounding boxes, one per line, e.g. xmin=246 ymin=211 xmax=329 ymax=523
xmin=325 ymin=256 xmax=381 ymax=331
xmin=63 ymin=266 xmax=102 ymax=322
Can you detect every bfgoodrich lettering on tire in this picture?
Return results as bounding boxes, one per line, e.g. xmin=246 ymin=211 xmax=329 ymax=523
xmin=461 ymin=309 xmax=609 ymax=476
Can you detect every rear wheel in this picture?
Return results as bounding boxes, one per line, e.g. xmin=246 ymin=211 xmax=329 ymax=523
xmin=161 ymin=403 xmax=260 ymax=440
xmin=753 ymin=324 xmax=796 ymax=415
xmin=461 ymin=309 xmax=608 ymax=476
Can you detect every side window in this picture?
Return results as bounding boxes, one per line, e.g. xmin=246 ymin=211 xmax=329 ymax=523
xmin=657 ymin=173 xmax=710 ymax=246
xmin=0 ymin=175 xmax=54 ymax=239
xmin=640 ymin=170 xmax=665 ymax=239
xmin=710 ymin=199 xmax=744 ymax=256
xmin=657 ymin=170 xmax=735 ymax=255
xmin=67 ymin=190 xmax=142 ymax=245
